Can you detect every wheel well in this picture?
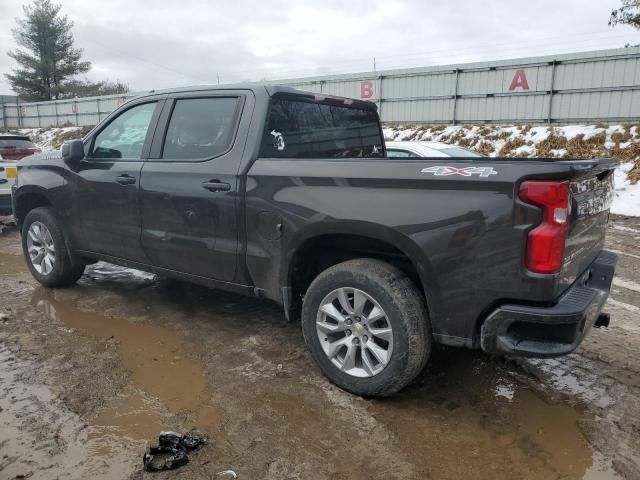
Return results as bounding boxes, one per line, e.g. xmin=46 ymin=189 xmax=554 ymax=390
xmin=288 ymin=234 xmax=423 ymax=319
xmin=14 ymin=193 xmax=52 ymax=229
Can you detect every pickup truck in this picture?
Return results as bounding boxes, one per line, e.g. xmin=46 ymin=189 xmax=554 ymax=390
xmin=12 ymin=85 xmax=618 ymax=396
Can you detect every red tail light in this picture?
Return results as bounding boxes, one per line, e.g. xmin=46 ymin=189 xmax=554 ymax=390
xmin=519 ymin=180 xmax=570 ymax=274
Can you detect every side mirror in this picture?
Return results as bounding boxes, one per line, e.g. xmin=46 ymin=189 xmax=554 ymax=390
xmin=61 ymin=139 xmax=85 ymax=169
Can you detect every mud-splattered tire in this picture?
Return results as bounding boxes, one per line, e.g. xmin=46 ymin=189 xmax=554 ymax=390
xmin=21 ymin=207 xmax=85 ymax=287
xmin=301 ymin=258 xmax=431 ymax=397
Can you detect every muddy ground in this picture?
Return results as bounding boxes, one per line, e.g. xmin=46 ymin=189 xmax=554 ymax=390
xmin=0 ymin=216 xmax=639 ymax=480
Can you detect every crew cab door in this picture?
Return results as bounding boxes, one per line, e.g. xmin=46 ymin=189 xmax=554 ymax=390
xmin=139 ymin=90 xmax=252 ymax=282
xmin=69 ymin=98 xmax=164 ymax=263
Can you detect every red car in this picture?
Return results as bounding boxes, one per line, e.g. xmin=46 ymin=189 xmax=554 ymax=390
xmin=0 ymin=134 xmax=41 ymax=161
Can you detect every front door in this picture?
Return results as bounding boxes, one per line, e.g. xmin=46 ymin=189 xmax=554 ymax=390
xmin=139 ymin=93 xmax=247 ymax=281
xmin=69 ymin=100 xmax=162 ymax=263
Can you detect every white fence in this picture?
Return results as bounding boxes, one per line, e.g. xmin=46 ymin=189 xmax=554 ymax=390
xmin=3 ymin=46 xmax=640 ymax=127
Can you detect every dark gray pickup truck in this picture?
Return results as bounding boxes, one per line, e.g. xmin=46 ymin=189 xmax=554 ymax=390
xmin=12 ymin=85 xmax=618 ymax=396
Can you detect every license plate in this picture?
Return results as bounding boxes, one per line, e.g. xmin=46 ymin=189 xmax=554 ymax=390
xmin=5 ymin=167 xmax=16 ymax=179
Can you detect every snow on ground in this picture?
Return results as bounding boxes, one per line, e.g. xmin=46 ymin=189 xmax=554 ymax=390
xmin=17 ymin=127 xmax=86 ymax=151
xmin=612 ymin=162 xmax=640 ymax=216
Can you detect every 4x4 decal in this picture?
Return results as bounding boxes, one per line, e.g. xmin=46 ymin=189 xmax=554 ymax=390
xmin=420 ymin=166 xmax=498 ymax=177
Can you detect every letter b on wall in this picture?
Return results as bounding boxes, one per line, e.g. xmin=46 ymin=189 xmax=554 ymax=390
xmin=360 ymin=80 xmax=374 ymax=99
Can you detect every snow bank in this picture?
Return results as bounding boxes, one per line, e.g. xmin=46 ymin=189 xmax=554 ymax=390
xmin=18 ymin=127 xmax=86 ymax=151
xmin=612 ymin=162 xmax=640 ymax=216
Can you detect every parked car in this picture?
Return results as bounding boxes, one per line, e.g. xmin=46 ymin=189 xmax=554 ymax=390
xmin=0 ymin=153 xmax=18 ymax=215
xmin=0 ymin=133 xmax=41 ymax=161
xmin=386 ymin=140 xmax=484 ymax=158
xmin=12 ymin=85 xmax=617 ymax=396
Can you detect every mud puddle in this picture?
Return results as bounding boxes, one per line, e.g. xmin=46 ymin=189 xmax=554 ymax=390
xmin=0 ymin=345 xmax=136 ymax=480
xmin=369 ymin=354 xmax=622 ymax=479
xmin=0 ymin=251 xmax=26 ymax=275
xmin=30 ymin=286 xmax=224 ymax=441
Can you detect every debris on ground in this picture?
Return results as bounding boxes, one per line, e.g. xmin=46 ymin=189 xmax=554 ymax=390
xmin=142 ymin=431 xmax=206 ymax=472
xmin=217 ymin=470 xmax=238 ymax=479
xmin=0 ymin=216 xmax=17 ymax=234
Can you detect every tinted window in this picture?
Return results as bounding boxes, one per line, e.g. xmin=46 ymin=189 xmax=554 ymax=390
xmin=162 ymin=97 xmax=239 ymax=160
xmin=261 ymin=97 xmax=384 ymax=159
xmin=0 ymin=138 xmax=36 ymax=148
xmin=91 ymin=102 xmax=157 ymax=159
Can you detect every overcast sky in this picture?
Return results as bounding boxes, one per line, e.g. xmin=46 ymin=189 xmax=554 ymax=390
xmin=1 ymin=0 xmax=639 ymax=95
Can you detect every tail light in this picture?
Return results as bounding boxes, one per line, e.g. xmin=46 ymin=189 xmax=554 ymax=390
xmin=519 ymin=180 xmax=570 ymax=274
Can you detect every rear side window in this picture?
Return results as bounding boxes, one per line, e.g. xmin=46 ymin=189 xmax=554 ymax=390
xmin=0 ymin=138 xmax=36 ymax=148
xmin=162 ymin=97 xmax=239 ymax=160
xmin=261 ymin=97 xmax=384 ymax=159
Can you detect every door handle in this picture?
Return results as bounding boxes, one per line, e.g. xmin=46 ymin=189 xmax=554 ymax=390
xmin=115 ymin=174 xmax=136 ymax=185
xmin=202 ymin=180 xmax=231 ymax=192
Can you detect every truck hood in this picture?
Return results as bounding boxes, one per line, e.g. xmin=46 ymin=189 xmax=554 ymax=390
xmin=17 ymin=149 xmax=66 ymax=169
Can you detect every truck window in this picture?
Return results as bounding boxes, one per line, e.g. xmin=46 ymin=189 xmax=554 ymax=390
xmin=90 ymin=102 xmax=157 ymax=160
xmin=260 ymin=97 xmax=384 ymax=159
xmin=162 ymin=97 xmax=239 ymax=160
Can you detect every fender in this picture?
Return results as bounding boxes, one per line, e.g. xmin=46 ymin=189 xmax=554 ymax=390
xmin=282 ymin=220 xmax=440 ymax=314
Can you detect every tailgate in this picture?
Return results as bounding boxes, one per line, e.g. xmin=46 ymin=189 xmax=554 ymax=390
xmin=560 ymin=164 xmax=615 ymax=290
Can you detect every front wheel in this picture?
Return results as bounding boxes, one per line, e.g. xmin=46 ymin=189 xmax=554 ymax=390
xmin=301 ymin=259 xmax=431 ymax=397
xmin=21 ymin=207 xmax=85 ymax=287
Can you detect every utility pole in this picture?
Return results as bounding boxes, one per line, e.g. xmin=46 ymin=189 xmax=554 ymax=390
xmin=373 ymin=57 xmax=376 ymax=72
xmin=217 ymin=73 xmax=220 ymax=86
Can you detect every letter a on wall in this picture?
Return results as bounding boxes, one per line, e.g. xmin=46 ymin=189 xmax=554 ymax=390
xmin=509 ymin=69 xmax=530 ymax=91
xmin=360 ymin=80 xmax=374 ymax=99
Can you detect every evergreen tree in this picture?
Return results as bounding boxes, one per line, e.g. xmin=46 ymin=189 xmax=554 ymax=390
xmin=5 ymin=0 xmax=90 ymax=101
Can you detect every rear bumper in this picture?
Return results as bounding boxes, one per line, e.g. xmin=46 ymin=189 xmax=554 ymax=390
xmin=480 ymin=250 xmax=618 ymax=357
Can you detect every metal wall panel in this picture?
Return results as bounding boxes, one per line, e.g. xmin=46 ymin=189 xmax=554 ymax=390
xmin=3 ymin=47 xmax=640 ymax=129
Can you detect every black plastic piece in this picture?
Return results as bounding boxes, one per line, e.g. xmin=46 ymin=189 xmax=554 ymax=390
xmin=480 ymin=250 xmax=618 ymax=357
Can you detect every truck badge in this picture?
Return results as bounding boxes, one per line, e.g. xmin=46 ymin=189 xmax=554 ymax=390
xmin=421 ymin=166 xmax=498 ymax=177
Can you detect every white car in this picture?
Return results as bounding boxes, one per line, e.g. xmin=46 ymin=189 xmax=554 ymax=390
xmin=386 ymin=141 xmax=484 ymax=158
xmin=0 ymin=154 xmax=18 ymax=216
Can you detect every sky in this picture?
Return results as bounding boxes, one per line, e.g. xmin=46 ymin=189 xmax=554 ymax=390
xmin=0 ymin=0 xmax=639 ymax=95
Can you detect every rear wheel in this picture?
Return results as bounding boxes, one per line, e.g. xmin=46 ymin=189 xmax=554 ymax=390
xmin=301 ymin=258 xmax=431 ymax=397
xmin=21 ymin=207 xmax=85 ymax=287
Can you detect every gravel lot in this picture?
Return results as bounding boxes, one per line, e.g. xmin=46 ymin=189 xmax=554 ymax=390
xmin=0 ymin=215 xmax=638 ymax=480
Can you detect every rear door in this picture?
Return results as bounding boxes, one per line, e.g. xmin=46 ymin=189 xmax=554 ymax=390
xmin=69 ymin=98 xmax=164 ymax=262
xmin=139 ymin=90 xmax=252 ymax=281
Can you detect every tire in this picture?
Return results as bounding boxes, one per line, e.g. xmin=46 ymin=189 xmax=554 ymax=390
xmin=301 ymin=258 xmax=431 ymax=397
xmin=21 ymin=207 xmax=85 ymax=287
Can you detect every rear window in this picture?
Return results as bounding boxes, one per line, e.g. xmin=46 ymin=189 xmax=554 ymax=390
xmin=261 ymin=96 xmax=384 ymax=159
xmin=0 ymin=137 xmax=36 ymax=149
